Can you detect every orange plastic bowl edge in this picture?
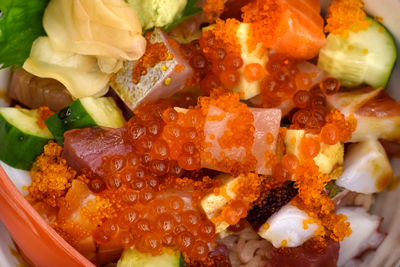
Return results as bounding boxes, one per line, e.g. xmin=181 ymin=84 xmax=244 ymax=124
xmin=0 ymin=166 xmax=95 ymax=267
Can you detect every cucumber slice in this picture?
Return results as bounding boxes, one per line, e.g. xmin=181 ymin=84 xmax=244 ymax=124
xmin=318 ymin=17 xmax=397 ymax=89
xmin=0 ymin=108 xmax=54 ymax=170
xmin=117 ymin=248 xmax=182 ymax=267
xmin=45 ymin=97 xmax=125 ymax=146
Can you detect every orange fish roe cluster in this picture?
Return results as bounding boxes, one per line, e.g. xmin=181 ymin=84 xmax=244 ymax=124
xmin=260 ymin=54 xmax=315 ymax=108
xmin=291 ymin=159 xmax=352 ymax=241
xmin=211 ymin=19 xmax=241 ymax=57
xmin=213 ymin=97 xmax=254 ymax=150
xmin=241 ymin=0 xmax=283 ymax=52
xmin=91 ymin=179 xmax=217 ymax=259
xmin=325 ymin=0 xmax=371 ymax=37
xmin=52 ymin=99 xmax=222 ymax=260
xmin=210 ymin=174 xmax=263 ymax=226
xmin=132 ymin=33 xmax=171 ymax=84
xmin=162 ymin=107 xmax=204 ymax=171
xmin=231 ymin=173 xmax=263 ymax=205
xmin=291 ymin=84 xmax=331 ymax=132
xmin=325 ymin=109 xmax=357 ymax=142
xmin=174 ymin=64 xmax=185 ymax=73
xmin=198 ymin=19 xmax=244 ymax=92
xmin=199 ymin=91 xmax=257 ymax=175
xmin=37 ymin=106 xmax=55 ymax=129
xmin=180 ymin=39 xmax=211 ymax=87
xmin=202 ymin=0 xmax=225 ymax=21
xmin=28 ymin=142 xmax=76 ymax=207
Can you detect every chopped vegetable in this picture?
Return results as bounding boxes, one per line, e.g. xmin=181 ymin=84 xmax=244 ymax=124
xmin=0 ymin=107 xmax=53 ymax=170
xmin=318 ymin=17 xmax=397 ymax=89
xmin=45 ymin=97 xmax=125 ymax=146
xmin=0 ymin=0 xmax=49 ymax=69
xmin=117 ymin=248 xmax=182 ymax=267
xmin=23 ymin=37 xmax=111 ymax=99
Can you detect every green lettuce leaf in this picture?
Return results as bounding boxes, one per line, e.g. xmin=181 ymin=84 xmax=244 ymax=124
xmin=0 ymin=0 xmax=49 ymax=69
xmin=162 ymin=0 xmax=202 ymax=32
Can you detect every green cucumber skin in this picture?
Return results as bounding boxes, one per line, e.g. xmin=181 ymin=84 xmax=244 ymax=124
xmin=318 ymin=17 xmax=397 ymax=89
xmin=45 ymin=99 xmax=97 ymax=146
xmin=378 ymin=19 xmax=398 ymax=88
xmin=0 ymin=114 xmax=50 ymax=170
xmin=179 ymin=254 xmax=188 ymax=267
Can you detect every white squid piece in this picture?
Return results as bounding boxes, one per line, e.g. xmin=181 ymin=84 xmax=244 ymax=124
xmin=337 ymin=207 xmax=386 ymax=267
xmin=258 ymin=204 xmax=320 ymax=248
xmin=336 ymin=138 xmax=393 ymax=193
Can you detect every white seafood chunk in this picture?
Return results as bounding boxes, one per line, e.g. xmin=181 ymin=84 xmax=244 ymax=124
xmin=258 ymin=204 xmax=319 ymax=248
xmin=337 ymin=207 xmax=385 ymax=266
xmin=336 ymin=138 xmax=393 ymax=193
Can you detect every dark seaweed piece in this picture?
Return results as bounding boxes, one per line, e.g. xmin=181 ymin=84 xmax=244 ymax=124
xmin=246 ymin=181 xmax=298 ymax=231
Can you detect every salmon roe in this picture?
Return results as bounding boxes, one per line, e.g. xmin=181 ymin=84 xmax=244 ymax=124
xmin=320 ymin=77 xmax=340 ymax=96
xmin=291 ymin=85 xmax=328 ymax=131
xmin=320 ymin=123 xmax=340 ymax=145
xmin=57 ymin=100 xmax=222 ymax=260
xmin=300 ymin=137 xmax=320 ymax=158
xmin=260 ymin=54 xmax=314 ymax=108
xmin=281 ymin=153 xmax=299 ymax=174
xmin=244 ymin=63 xmax=265 ymax=82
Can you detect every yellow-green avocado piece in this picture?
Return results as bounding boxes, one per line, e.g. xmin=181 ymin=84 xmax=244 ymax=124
xmin=127 ymin=0 xmax=187 ymax=30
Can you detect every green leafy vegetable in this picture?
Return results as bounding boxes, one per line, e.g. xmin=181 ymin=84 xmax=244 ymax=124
xmin=162 ymin=0 xmax=202 ymax=32
xmin=0 ymin=0 xmax=49 ymax=69
xmin=325 ymin=181 xmax=344 ymax=199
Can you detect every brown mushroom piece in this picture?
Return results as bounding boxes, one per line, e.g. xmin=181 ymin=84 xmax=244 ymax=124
xmin=7 ymin=69 xmax=73 ymax=111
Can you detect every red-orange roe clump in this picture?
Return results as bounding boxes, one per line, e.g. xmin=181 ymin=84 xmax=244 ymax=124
xmin=241 ymin=0 xmax=282 ymax=52
xmin=320 ymin=123 xmax=340 ymax=145
xmin=198 ymin=19 xmax=243 ymax=93
xmin=219 ymin=69 xmax=240 ymax=86
xmin=162 ymin=90 xmax=258 ymax=176
xmin=325 ymin=0 xmax=371 ymax=37
xmin=300 ymin=137 xmax=320 ymax=158
xmin=293 ymin=90 xmax=312 ymax=109
xmin=28 ymin=141 xmax=76 ymax=207
xmin=132 ymin=33 xmax=171 ymax=84
xmin=244 ymin=63 xmax=265 ymax=82
xmin=92 ymin=163 xmax=219 ymax=260
xmin=221 ymin=199 xmax=248 ymax=225
xmin=260 ymin=54 xmax=299 ymax=107
xmin=291 ymin=86 xmax=329 ymax=131
xmin=161 ymin=107 xmax=205 ymax=171
xmin=325 ymin=109 xmax=357 ymax=142
xmin=209 ymin=19 xmax=241 ymax=58
xmin=37 ymin=106 xmax=55 ymax=129
xmin=320 ymin=77 xmax=340 ymax=96
xmin=281 ymin=153 xmax=299 ymax=174
xmin=202 ymin=0 xmax=226 ymax=21
xmin=292 ymin=159 xmax=352 ymax=242
xmin=199 ymin=91 xmax=257 ymax=175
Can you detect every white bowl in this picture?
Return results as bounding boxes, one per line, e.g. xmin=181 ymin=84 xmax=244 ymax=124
xmin=0 ymin=0 xmax=399 ymax=266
